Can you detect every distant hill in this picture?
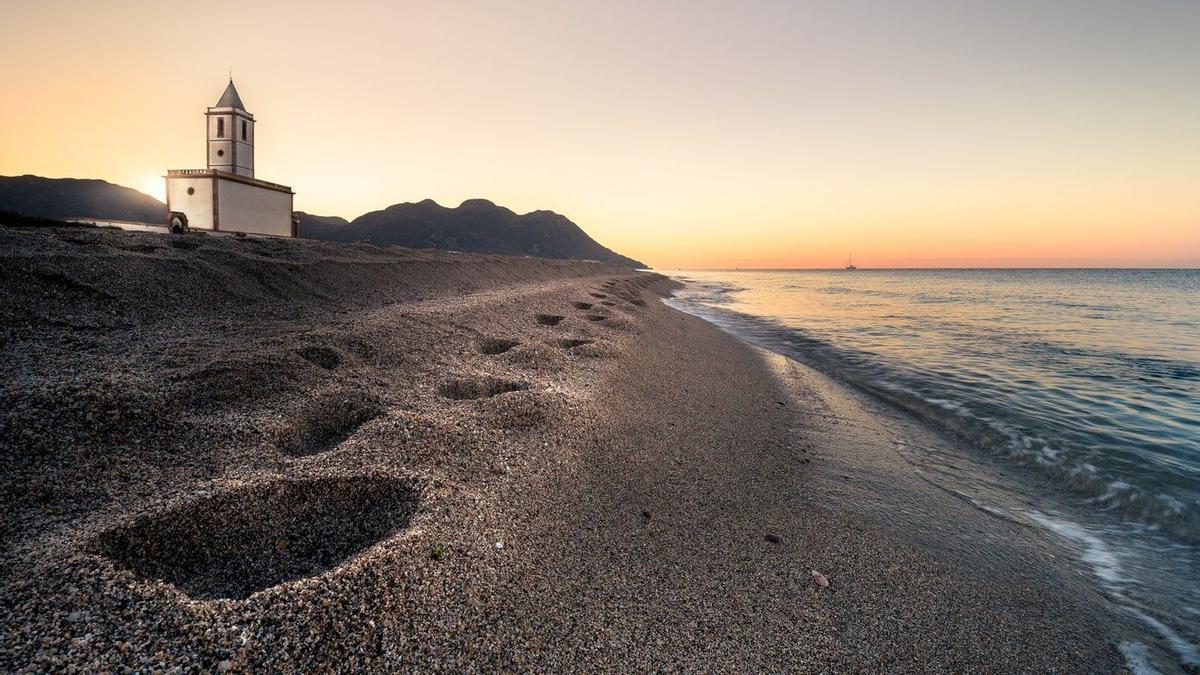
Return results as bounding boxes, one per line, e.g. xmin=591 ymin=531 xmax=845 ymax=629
xmin=299 ymin=199 xmax=644 ymax=268
xmin=295 ymin=213 xmax=350 ymax=239
xmin=0 ymin=175 xmax=166 ymax=223
xmin=0 ymin=174 xmax=644 ymax=267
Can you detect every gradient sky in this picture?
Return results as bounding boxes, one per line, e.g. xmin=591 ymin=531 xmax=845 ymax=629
xmin=2 ymin=0 xmax=1197 ymax=268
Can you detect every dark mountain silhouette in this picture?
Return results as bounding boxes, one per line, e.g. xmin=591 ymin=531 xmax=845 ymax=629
xmin=0 ymin=175 xmax=166 ymax=223
xmin=296 ymin=213 xmax=350 ymax=238
xmin=0 ymin=175 xmax=644 ymax=267
xmin=299 ymin=199 xmax=644 ymax=267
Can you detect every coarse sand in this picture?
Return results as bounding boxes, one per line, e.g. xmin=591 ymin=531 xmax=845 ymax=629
xmin=0 ymin=224 xmax=1122 ymax=671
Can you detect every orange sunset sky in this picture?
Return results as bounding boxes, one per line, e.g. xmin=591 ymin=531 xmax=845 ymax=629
xmin=1 ymin=0 xmax=1197 ymax=268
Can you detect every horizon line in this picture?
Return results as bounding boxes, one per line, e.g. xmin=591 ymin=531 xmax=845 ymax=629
xmin=655 ymin=266 xmax=1200 ymax=271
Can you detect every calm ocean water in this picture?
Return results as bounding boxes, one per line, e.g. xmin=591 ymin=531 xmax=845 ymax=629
xmin=662 ymin=269 xmax=1199 ymax=672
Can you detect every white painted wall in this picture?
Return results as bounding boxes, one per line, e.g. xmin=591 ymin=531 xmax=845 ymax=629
xmin=208 ymin=114 xmax=232 ymax=174
xmin=207 ymin=111 xmax=254 ymax=176
xmin=217 ymin=178 xmax=292 ymax=237
xmin=233 ymin=142 xmax=254 ymax=176
xmin=165 ymin=177 xmax=214 ymax=230
xmin=207 ymin=141 xmax=233 ymax=171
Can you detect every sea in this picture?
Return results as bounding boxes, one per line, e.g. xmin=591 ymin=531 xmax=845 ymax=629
xmin=662 ymin=268 xmax=1199 ymax=674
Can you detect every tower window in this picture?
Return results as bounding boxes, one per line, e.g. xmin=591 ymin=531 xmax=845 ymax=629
xmin=217 ymin=149 xmax=225 ymax=157
xmin=241 ymin=120 xmax=247 ymax=141
xmin=217 ymin=117 xmax=225 ymax=138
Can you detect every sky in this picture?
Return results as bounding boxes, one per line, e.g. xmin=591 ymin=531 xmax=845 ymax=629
xmin=1 ymin=0 xmax=1197 ymax=268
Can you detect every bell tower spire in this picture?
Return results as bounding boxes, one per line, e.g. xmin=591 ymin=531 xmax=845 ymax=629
xmin=205 ymin=79 xmax=255 ymax=177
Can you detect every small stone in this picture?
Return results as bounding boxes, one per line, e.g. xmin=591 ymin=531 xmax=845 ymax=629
xmin=494 ymin=541 xmax=504 ymax=550
xmin=764 ymin=532 xmax=781 ymax=544
xmin=811 ymin=570 xmax=830 ymax=588
xmin=217 ymin=660 xmax=233 ymax=672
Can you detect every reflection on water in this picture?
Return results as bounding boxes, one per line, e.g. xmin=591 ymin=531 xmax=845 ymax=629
xmin=664 ymin=268 xmax=1200 ymax=673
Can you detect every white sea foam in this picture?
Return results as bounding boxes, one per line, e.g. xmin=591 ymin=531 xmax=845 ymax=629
xmin=1029 ymin=512 xmax=1200 ymax=668
xmin=968 ymin=497 xmax=1010 ymax=519
xmin=1121 ymin=607 xmax=1200 ymax=668
xmin=1025 ymin=511 xmax=1123 ymax=585
xmin=1118 ymin=641 xmax=1163 ymax=675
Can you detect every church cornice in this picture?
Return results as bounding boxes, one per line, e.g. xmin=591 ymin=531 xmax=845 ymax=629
xmin=205 ymin=107 xmax=255 ymax=120
xmin=166 ymin=169 xmax=292 ymax=195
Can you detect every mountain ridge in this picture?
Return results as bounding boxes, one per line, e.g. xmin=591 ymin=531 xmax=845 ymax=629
xmin=298 ymin=198 xmax=644 ymax=267
xmin=0 ymin=174 xmax=644 ymax=268
xmin=0 ymin=175 xmax=167 ymax=223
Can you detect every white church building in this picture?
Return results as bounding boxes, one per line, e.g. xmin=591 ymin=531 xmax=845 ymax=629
xmin=164 ymin=80 xmax=298 ymax=237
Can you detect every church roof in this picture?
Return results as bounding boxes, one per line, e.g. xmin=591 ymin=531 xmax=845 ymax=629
xmin=215 ymin=80 xmax=246 ymax=110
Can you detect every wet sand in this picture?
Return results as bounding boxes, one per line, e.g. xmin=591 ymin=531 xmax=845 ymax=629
xmin=0 ymin=225 xmax=1122 ymax=671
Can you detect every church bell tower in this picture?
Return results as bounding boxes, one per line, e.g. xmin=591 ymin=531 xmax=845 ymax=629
xmin=206 ymin=80 xmax=255 ymax=177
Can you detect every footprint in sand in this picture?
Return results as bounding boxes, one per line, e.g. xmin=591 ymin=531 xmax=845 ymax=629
xmin=439 ymin=376 xmax=530 ymax=400
xmin=295 ymin=345 xmax=341 ymax=370
xmin=477 ymin=337 xmax=520 ymax=355
xmin=277 ymin=392 xmax=382 ymax=457
xmin=95 ymin=475 xmax=420 ymax=601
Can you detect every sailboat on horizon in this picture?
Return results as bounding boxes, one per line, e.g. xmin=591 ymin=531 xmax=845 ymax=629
xmin=845 ymin=254 xmax=857 ymax=270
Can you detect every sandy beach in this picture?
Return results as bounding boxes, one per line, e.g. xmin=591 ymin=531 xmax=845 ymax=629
xmin=0 ymin=225 xmax=1123 ymax=671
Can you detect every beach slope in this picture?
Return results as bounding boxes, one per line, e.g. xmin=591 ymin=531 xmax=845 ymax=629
xmin=0 ymin=225 xmax=1119 ymax=671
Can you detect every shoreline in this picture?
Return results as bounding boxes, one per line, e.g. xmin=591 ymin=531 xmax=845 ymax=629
xmin=1 ymin=225 xmax=1122 ymax=671
xmin=665 ymin=271 xmax=1200 ymax=673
